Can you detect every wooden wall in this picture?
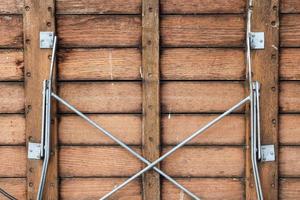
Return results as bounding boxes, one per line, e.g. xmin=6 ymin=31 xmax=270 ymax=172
xmin=0 ymin=0 xmax=299 ymax=199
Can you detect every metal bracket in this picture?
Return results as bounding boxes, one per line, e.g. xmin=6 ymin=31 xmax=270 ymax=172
xmin=261 ymin=145 xmax=275 ymax=162
xmin=40 ymin=32 xmax=54 ymax=48
xmin=28 ymin=142 xmax=42 ymax=160
xmin=250 ymin=32 xmax=265 ymax=49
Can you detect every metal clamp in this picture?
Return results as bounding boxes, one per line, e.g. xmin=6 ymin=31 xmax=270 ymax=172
xmin=40 ymin=32 xmax=54 ymax=49
xmin=250 ymin=32 xmax=265 ymax=49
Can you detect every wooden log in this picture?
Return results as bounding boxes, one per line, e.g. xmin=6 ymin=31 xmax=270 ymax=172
xmin=0 ymin=0 xmax=23 ymax=14
xmin=280 ymin=82 xmax=300 ymax=113
xmin=57 ymin=15 xmax=141 ymax=47
xmin=0 ymin=83 xmax=24 ymax=113
xmin=279 ymin=114 xmax=300 ymax=145
xmin=279 ymin=147 xmax=300 ymax=177
xmin=0 ymin=178 xmax=26 ymax=200
xmin=280 ymin=48 xmax=300 ymax=80
xmin=161 ymin=15 xmax=245 ymax=47
xmin=0 ymin=50 xmax=23 ymax=81
xmin=0 ymin=147 xmax=26 ymax=177
xmin=280 ymin=178 xmax=300 ymax=200
xmin=0 ymin=15 xmax=23 ymax=48
xmin=281 ymin=0 xmax=300 ymax=13
xmin=280 ymin=14 xmax=300 ymax=47
xmin=0 ymin=115 xmax=25 ymax=145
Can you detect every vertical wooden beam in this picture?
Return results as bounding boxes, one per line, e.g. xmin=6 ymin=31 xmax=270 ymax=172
xmin=23 ymin=0 xmax=58 ymax=199
xmin=142 ymin=0 xmax=160 ymax=199
xmin=246 ymin=0 xmax=279 ymax=199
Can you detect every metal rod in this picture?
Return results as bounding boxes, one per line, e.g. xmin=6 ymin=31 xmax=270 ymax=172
xmin=0 ymin=188 xmax=17 ymax=200
xmin=48 ymin=36 xmax=57 ymax=81
xmin=40 ymin=80 xmax=47 ymax=158
xmin=97 ymin=96 xmax=250 ymax=200
xmin=256 ymin=82 xmax=262 ymax=160
xmin=51 ymin=92 xmax=200 ymax=200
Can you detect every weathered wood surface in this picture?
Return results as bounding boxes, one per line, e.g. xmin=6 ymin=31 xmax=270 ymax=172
xmin=279 ymin=114 xmax=300 ymax=145
xmin=162 ymin=178 xmax=244 ymax=200
xmin=280 ymin=48 xmax=300 ymax=80
xmin=280 ymin=178 xmax=300 ymax=199
xmin=0 ymin=83 xmax=24 ymax=113
xmin=0 ymin=147 xmax=26 ymax=177
xmin=0 ymin=178 xmax=26 ymax=200
xmin=280 ymin=147 xmax=300 ymax=177
xmin=281 ymin=14 xmax=300 ymax=47
xmin=280 ymin=82 xmax=300 ymax=113
xmin=0 ymin=0 xmax=23 ymax=14
xmin=161 ymin=48 xmax=245 ymax=80
xmin=0 ymin=50 xmax=23 ymax=81
xmin=161 ymin=0 xmax=246 ymax=14
xmin=161 ymin=15 xmax=245 ymax=47
xmin=60 ymin=178 xmax=142 ymax=200
xmin=281 ymin=0 xmax=300 ymax=13
xmin=0 ymin=115 xmax=25 ymax=145
xmin=58 ymin=49 xmax=141 ymax=80
xmin=0 ymin=15 xmax=23 ymax=48
xmin=57 ymin=15 xmax=141 ymax=47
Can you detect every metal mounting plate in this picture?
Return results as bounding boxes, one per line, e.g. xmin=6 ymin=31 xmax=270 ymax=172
xmin=40 ymin=32 xmax=54 ymax=48
xmin=28 ymin=142 xmax=41 ymax=159
xmin=250 ymin=32 xmax=265 ymax=49
xmin=261 ymin=145 xmax=275 ymax=162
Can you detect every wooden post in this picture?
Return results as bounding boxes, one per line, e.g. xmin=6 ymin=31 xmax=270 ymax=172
xmin=23 ymin=0 xmax=58 ymax=199
xmin=246 ymin=0 xmax=279 ymax=199
xmin=142 ymin=0 xmax=160 ymax=199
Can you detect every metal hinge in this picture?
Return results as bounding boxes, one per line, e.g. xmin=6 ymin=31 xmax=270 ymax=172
xmin=40 ymin=32 xmax=54 ymax=48
xmin=250 ymin=32 xmax=265 ymax=49
xmin=261 ymin=145 xmax=275 ymax=162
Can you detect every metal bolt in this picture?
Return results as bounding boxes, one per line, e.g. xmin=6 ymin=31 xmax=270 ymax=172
xmin=25 ymin=6 xmax=30 ymax=11
xmin=26 ymin=39 xmax=31 ymax=44
xmin=271 ymin=87 xmax=276 ymax=92
xmin=26 ymin=72 xmax=31 ymax=77
xmin=29 ymin=182 xmax=33 ymax=187
xmin=47 ymin=22 xmax=51 ymax=27
xmin=272 ymin=119 xmax=276 ymax=124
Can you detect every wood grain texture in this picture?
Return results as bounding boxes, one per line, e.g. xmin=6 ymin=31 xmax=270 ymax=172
xmin=0 ymin=15 xmax=22 ymax=48
xmin=280 ymin=48 xmax=300 ymax=80
xmin=0 ymin=0 xmax=23 ymax=14
xmin=58 ymin=82 xmax=142 ymax=113
xmin=161 ymin=15 xmax=245 ymax=47
xmin=0 ymin=83 xmax=24 ymax=113
xmin=279 ymin=147 xmax=300 ymax=177
xmin=142 ymin=0 xmax=160 ymax=198
xmin=161 ymin=147 xmax=244 ymax=177
xmin=281 ymin=14 xmax=300 ymax=47
xmin=0 ymin=115 xmax=25 ymax=145
xmin=280 ymin=82 xmax=300 ymax=113
xmin=279 ymin=114 xmax=300 ymax=145
xmin=161 ymin=0 xmax=246 ymax=14
xmin=162 ymin=114 xmax=245 ymax=145
xmin=0 ymin=147 xmax=26 ymax=177
xmin=56 ymin=0 xmax=141 ymax=14
xmin=59 ymin=114 xmax=141 ymax=145
xmin=58 ymin=48 xmax=141 ymax=81
xmin=161 ymin=48 xmax=245 ymax=80
xmin=60 ymin=178 xmax=142 ymax=200
xmin=59 ymin=146 xmax=142 ymax=177
xmin=161 ymin=82 xmax=245 ymax=113
xmin=0 ymin=50 xmax=23 ymax=81
xmin=162 ymin=178 xmax=244 ymax=200
xmin=281 ymin=0 xmax=300 ymax=13
xmin=280 ymin=178 xmax=300 ymax=200
xmin=0 ymin=178 xmax=26 ymax=200
xmin=57 ymin=15 xmax=141 ymax=47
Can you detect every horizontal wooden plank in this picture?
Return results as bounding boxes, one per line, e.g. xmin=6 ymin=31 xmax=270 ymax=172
xmin=58 ymin=48 xmax=141 ymax=81
xmin=280 ymin=48 xmax=300 ymax=80
xmin=161 ymin=48 xmax=245 ymax=80
xmin=0 ymin=147 xmax=26 ymax=177
xmin=161 ymin=82 xmax=245 ymax=113
xmin=281 ymin=0 xmax=300 ymax=13
xmin=279 ymin=114 xmax=300 ymax=145
xmin=60 ymin=178 xmax=141 ymax=200
xmin=0 ymin=16 xmax=22 ymax=48
xmin=279 ymin=147 xmax=300 ymax=177
xmin=280 ymin=14 xmax=300 ymax=47
xmin=0 ymin=50 xmax=23 ymax=81
xmin=280 ymin=178 xmax=300 ymax=200
xmin=59 ymin=146 xmax=142 ymax=177
xmin=161 ymin=0 xmax=246 ymax=14
xmin=58 ymin=82 xmax=141 ymax=113
xmin=162 ymin=147 xmax=244 ymax=177
xmin=161 ymin=15 xmax=245 ymax=47
xmin=280 ymin=82 xmax=300 ymax=113
xmin=162 ymin=178 xmax=244 ymax=200
xmin=0 ymin=115 xmax=25 ymax=145
xmin=56 ymin=0 xmax=141 ymax=14
xmin=0 ymin=178 xmax=26 ymax=199
xmin=59 ymin=114 xmax=141 ymax=145
xmin=0 ymin=83 xmax=24 ymax=113
xmin=0 ymin=0 xmax=23 ymax=14
xmin=163 ymin=114 xmax=245 ymax=145
xmin=57 ymin=15 xmax=141 ymax=47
